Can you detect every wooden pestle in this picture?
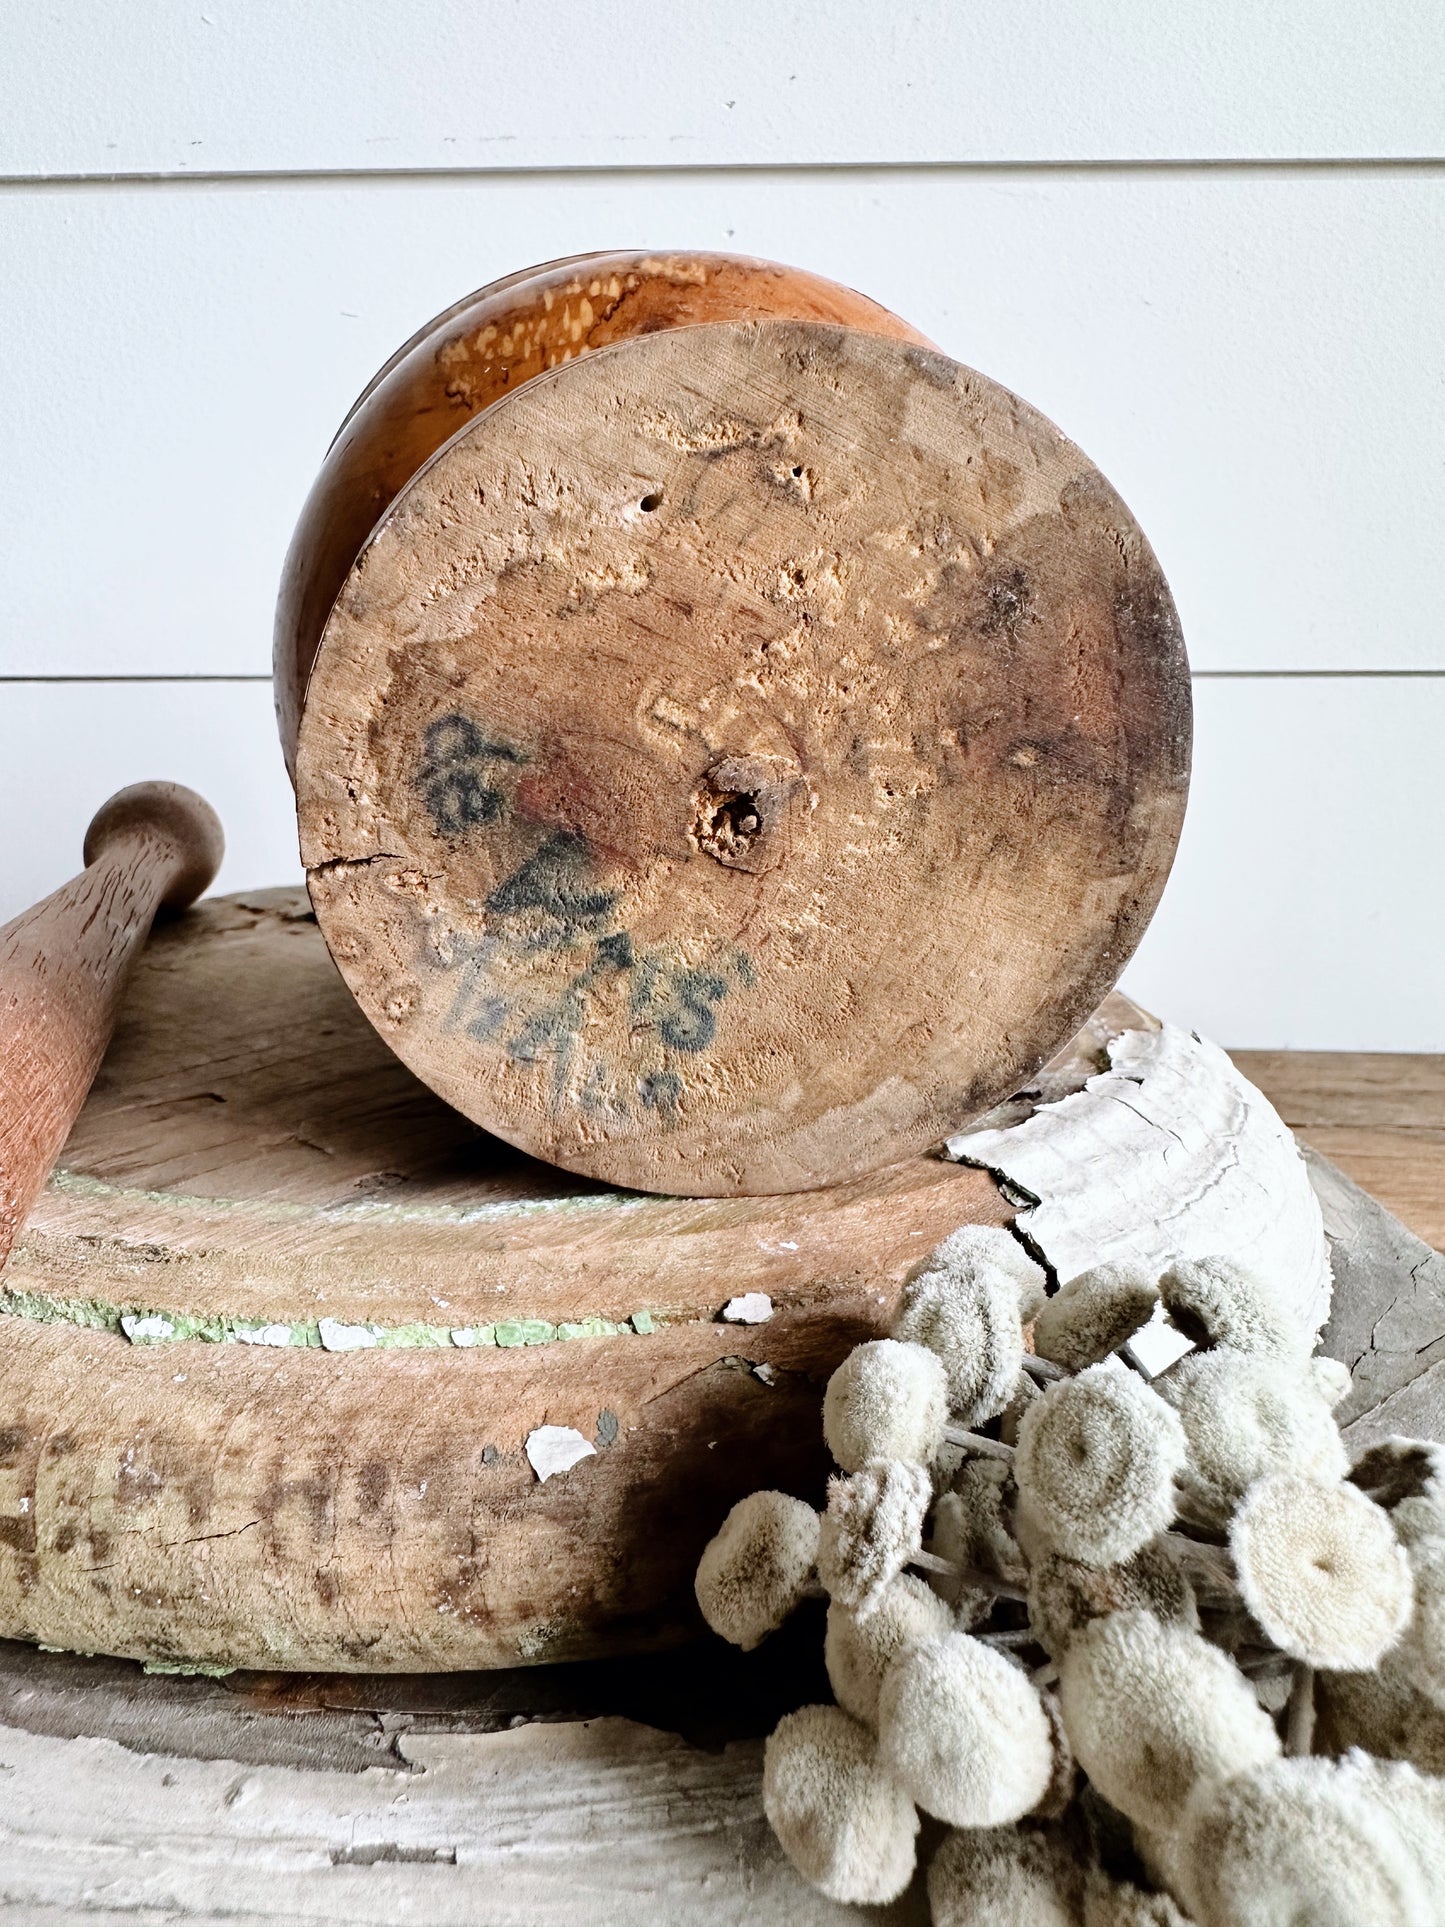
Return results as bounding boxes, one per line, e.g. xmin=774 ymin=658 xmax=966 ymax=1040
xmin=0 ymin=782 xmax=223 ymax=1265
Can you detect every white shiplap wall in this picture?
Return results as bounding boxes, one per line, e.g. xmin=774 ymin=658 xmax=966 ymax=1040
xmin=2 ymin=1 xmax=1442 ymax=1048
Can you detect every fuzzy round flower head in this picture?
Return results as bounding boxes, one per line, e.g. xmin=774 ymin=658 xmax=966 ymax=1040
xmin=929 ymin=1494 xmax=996 ymax=1627
xmin=1130 ymin=1821 xmax=1197 ymax=1916
xmin=877 ymin=1630 xmax=1055 ymax=1825
xmin=816 ymin=1459 xmax=931 ymax=1618
xmin=1392 ymin=1527 xmax=1445 ymax=1708
xmin=1180 ymin=1754 xmax=1435 ymax=1927
xmin=892 ymin=1261 xmax=1024 ymax=1427
xmin=693 ymin=1490 xmax=819 ymax=1650
xmin=1317 ymin=1651 xmax=1445 ymax=1774
xmin=1230 ymin=1473 xmax=1413 ymax=1670
xmin=1346 ymin=1748 xmax=1445 ymax=1907
xmin=930 ymin=1222 xmax=1049 ymax=1321
xmin=930 ymin=1459 xmax=1022 ymax=1622
xmin=822 ymin=1338 xmax=948 ymax=1474
xmin=1083 ymin=1869 xmax=1194 ymax=1927
xmin=928 ymin=1823 xmax=1083 ymax=1927
xmin=1057 ymin=1608 xmax=1280 ymax=1833
xmin=1015 ymin=1365 xmax=1187 ymax=1567
xmin=824 ymin=1571 xmax=952 ymax=1727
xmin=1158 ymin=1253 xmax=1307 ymax=1359
xmin=1034 ymin=1690 xmax=1078 ymax=1821
xmin=1033 ymin=1262 xmax=1160 ymax=1373
xmin=1372 ymin=1450 xmax=1445 ymax=1706
xmin=1155 ymin=1348 xmax=1347 ymax=1527
xmin=1029 ymin=1540 xmax=1198 ymax=1661
xmin=1312 ymin=1355 xmax=1354 ymax=1409
xmin=762 ymin=1704 xmax=919 ymax=1904
xmin=999 ymin=1365 xmax=1043 ymax=1446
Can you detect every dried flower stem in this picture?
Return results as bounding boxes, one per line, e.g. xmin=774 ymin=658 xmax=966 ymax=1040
xmin=1198 ymin=1604 xmax=1255 ymax=1649
xmin=1285 ymin=1664 xmax=1316 ymax=1756
xmin=1171 ymin=1491 xmax=1228 ymax=1539
xmin=1119 ymin=1339 xmax=1156 ymax=1382
xmin=941 ymin=1424 xmax=1016 ymax=1462
xmin=1020 ymin=1354 xmax=1066 ymax=1384
xmin=1164 ymin=1533 xmax=1236 ymax=1589
xmin=910 ymin=1546 xmax=1029 ymax=1602
xmin=1237 ymin=1649 xmax=1294 ymax=1679
xmin=909 ymin=1547 xmax=955 ymax=1575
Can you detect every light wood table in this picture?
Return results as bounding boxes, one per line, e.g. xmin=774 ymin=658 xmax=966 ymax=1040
xmin=1234 ymin=1051 xmax=1445 ymax=1254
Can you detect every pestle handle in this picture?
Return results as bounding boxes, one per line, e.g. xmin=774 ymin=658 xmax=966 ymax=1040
xmin=0 ymin=782 xmax=223 ymax=1265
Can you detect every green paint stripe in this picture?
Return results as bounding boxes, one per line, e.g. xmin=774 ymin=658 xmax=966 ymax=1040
xmin=0 ymin=1289 xmax=663 ymax=1352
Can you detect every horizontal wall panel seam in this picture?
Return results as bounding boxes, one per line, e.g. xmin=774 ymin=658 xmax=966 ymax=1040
xmin=5 ymin=170 xmax=1439 ymax=677
xmin=4 ymin=156 xmax=1445 ymax=193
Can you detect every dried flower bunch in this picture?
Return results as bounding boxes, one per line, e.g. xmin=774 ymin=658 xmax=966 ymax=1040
xmin=693 ymin=1233 xmax=1445 ymax=1924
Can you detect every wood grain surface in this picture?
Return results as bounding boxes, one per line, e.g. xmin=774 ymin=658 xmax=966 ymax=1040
xmin=275 ymin=250 xmax=925 ymax=769
xmin=297 ymin=314 xmax=1189 ymax=1194
xmin=0 ymin=888 xmax=1010 ymax=1673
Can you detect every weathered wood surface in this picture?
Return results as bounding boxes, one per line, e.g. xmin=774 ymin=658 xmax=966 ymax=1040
xmin=0 ymin=782 xmax=222 ymax=1265
xmin=0 ymin=1706 xmax=927 ymax=1926
xmin=1235 ymin=1048 xmax=1445 ymax=1254
xmin=297 ymin=310 xmax=1190 ymax=1194
xmin=275 ymin=250 xmax=928 ymax=771
xmin=0 ymin=1127 xmax=1435 ymax=1923
xmin=1312 ymin=1148 xmax=1445 ymax=1448
xmin=0 ymin=887 xmax=1009 ymax=1673
xmin=0 ymin=1616 xmax=926 ymax=1927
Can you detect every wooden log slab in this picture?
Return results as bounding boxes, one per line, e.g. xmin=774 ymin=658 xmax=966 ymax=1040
xmin=0 ymin=1138 xmax=1436 ymax=1924
xmin=0 ymin=888 xmax=1015 ymax=1674
xmin=295 ymin=308 xmax=1191 ymax=1195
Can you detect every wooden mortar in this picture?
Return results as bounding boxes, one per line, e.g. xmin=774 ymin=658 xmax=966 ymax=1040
xmin=277 ymin=250 xmax=1191 ymax=1196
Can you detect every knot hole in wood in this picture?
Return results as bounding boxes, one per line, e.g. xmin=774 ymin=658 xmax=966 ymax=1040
xmin=691 ymin=755 xmax=806 ymax=875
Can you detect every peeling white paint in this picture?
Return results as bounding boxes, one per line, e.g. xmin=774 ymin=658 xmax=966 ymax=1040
xmin=721 ymin=1293 xmax=773 ymax=1325
xmin=0 ymin=1290 xmax=665 ymax=1354
xmin=525 ymin=1425 xmax=597 ymax=1482
xmin=119 ymin=1313 xmax=175 ymax=1343
xmin=235 ymin=1323 xmax=296 ymax=1347
xmin=948 ymin=1025 xmax=1332 ymax=1342
xmin=317 ymin=1318 xmax=380 ymax=1352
